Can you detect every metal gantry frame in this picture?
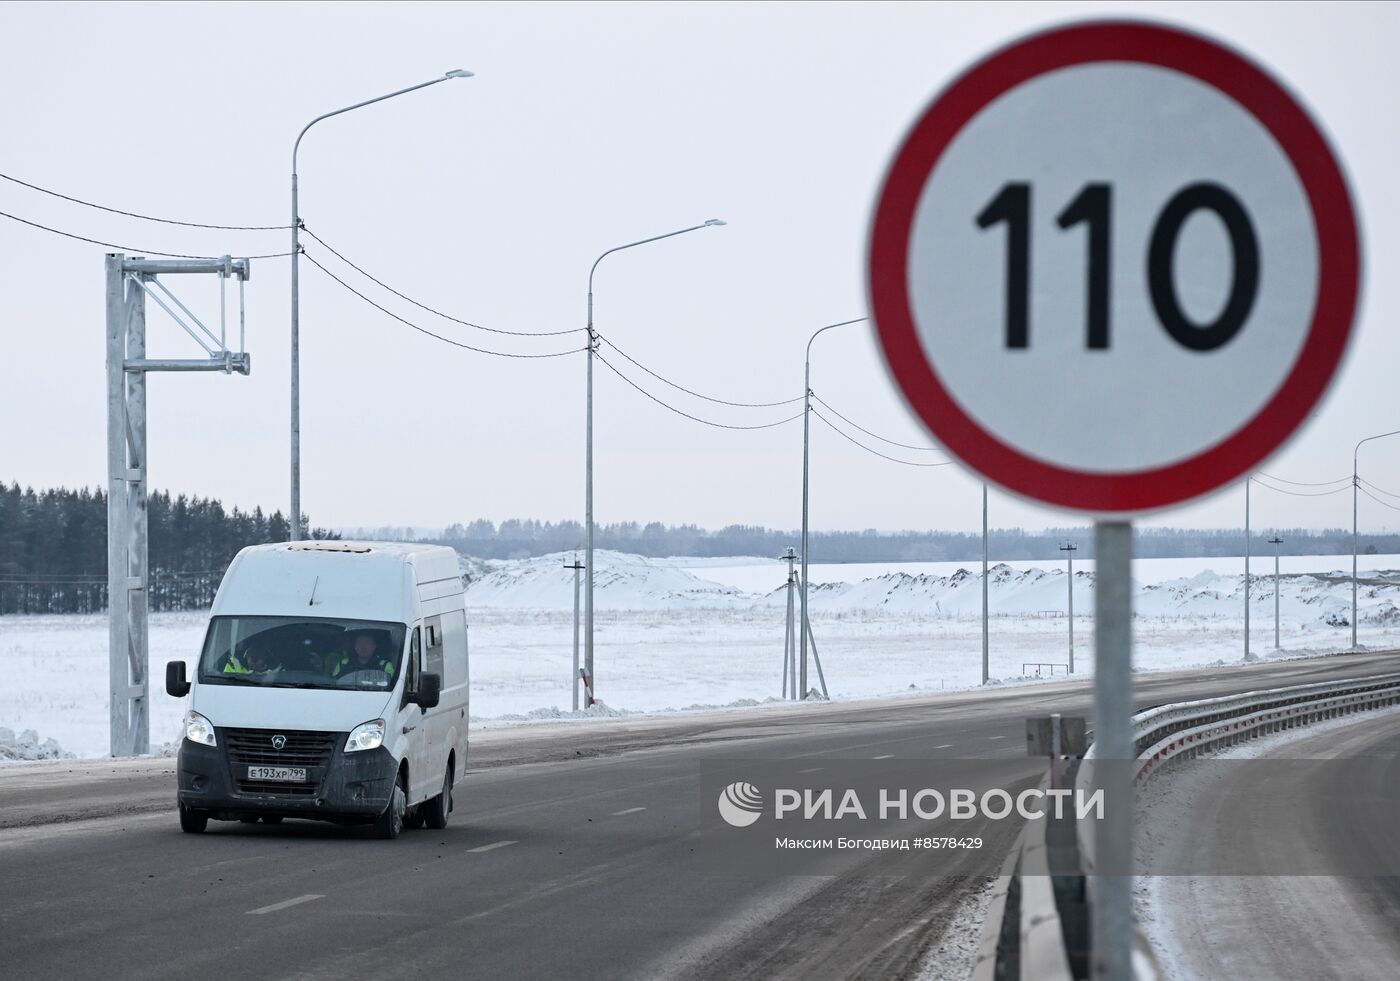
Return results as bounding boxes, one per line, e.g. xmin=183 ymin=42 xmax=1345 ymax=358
xmin=106 ymin=253 xmax=251 ymax=757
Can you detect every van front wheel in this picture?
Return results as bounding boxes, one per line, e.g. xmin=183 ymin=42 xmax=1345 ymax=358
xmin=178 ymin=802 xmax=208 ymax=834
xmin=374 ymin=776 xmax=407 ymax=840
xmin=424 ymin=764 xmax=453 ymax=830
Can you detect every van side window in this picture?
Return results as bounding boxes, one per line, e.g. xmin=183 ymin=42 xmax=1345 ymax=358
xmin=404 ymin=626 xmax=421 ymax=698
xmin=425 ymin=615 xmax=444 ymax=679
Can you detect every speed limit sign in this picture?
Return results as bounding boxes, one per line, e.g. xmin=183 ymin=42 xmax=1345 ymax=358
xmin=868 ymin=21 xmax=1361 ymax=514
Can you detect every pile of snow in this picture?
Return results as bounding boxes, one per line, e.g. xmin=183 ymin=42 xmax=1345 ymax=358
xmin=466 ymin=550 xmax=751 ymax=610
xmin=466 ymin=554 xmax=1400 ymax=629
xmin=0 ymin=726 xmax=70 ymax=761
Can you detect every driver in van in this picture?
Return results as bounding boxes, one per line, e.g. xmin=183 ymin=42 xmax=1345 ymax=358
xmin=328 ymin=631 xmax=396 ymax=680
xmin=224 ymin=644 xmax=273 ymax=675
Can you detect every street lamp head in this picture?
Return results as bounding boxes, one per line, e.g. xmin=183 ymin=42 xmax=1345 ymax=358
xmin=704 ymin=218 xmax=727 ymax=226
xmin=445 ymin=69 xmax=475 ymax=79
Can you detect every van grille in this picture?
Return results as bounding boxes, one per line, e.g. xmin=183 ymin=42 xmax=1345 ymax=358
xmin=236 ymin=780 xmax=320 ymax=798
xmin=224 ymin=728 xmax=338 ymax=796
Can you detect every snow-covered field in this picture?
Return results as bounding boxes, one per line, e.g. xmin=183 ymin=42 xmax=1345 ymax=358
xmin=3 ymin=550 xmax=1399 ymax=759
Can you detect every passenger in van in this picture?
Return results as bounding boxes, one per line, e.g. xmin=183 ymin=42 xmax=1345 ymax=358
xmin=328 ymin=631 xmax=396 ymax=680
xmin=223 ymin=644 xmax=274 ymax=675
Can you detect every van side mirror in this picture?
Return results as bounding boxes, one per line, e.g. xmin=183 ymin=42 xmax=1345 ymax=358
xmin=166 ymin=661 xmax=191 ymax=698
xmin=413 ymin=673 xmax=441 ymax=710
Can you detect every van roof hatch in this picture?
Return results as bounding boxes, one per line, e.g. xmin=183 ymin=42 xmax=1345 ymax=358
xmin=288 ymin=542 xmax=373 ymax=553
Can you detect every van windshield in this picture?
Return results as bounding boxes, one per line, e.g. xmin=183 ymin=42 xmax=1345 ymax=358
xmin=198 ymin=616 xmax=406 ymax=692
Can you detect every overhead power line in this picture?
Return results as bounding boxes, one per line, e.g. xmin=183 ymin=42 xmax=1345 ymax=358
xmin=0 ymin=208 xmax=294 ymax=260
xmin=1358 ymin=485 xmax=1400 ymax=513
xmin=1359 ymin=477 xmax=1400 ymax=501
xmin=810 ymin=392 xmax=941 ymax=452
xmin=598 ymin=335 xmax=803 ymax=408
xmin=810 ymin=407 xmax=953 ymax=467
xmin=0 ymin=171 xmax=288 ymax=230
xmin=302 ymin=251 xmax=586 ymax=358
xmin=301 ymin=226 xmax=584 ymax=338
xmin=594 ymin=351 xmax=803 ymax=430
xmin=1250 ymin=476 xmax=1350 ymax=498
xmin=1256 ymin=471 xmax=1351 ymax=487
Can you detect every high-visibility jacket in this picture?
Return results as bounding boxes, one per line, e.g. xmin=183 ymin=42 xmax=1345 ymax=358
xmin=328 ymin=652 xmax=395 ymax=679
xmin=223 ymin=655 xmax=250 ymax=674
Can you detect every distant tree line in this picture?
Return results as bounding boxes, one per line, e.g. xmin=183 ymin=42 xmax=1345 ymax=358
xmin=0 ymin=482 xmax=336 ymax=614
xmin=406 ymin=518 xmax=1400 ymax=562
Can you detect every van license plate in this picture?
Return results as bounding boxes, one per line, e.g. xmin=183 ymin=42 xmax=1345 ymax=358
xmin=246 ymin=766 xmax=307 ymax=782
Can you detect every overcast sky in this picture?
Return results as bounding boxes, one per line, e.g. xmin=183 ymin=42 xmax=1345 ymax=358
xmin=2 ymin=1 xmax=1397 ymax=535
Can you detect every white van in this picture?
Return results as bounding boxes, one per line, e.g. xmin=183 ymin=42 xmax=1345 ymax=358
xmin=165 ymin=541 xmax=468 ymax=839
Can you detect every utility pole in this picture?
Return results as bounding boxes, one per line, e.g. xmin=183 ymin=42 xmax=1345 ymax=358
xmin=800 ymin=317 xmax=867 ymax=701
xmin=781 ymin=547 xmax=798 ymax=700
xmin=1060 ymin=542 xmax=1077 ymax=674
xmin=565 ymin=555 xmax=585 ymax=709
xmin=585 ymin=220 xmax=725 ymax=705
xmin=107 ymin=253 xmax=251 ymax=757
xmin=1268 ymin=536 xmax=1283 ymax=650
xmin=1244 ymin=477 xmax=1251 ymax=662
xmin=982 ymin=483 xmax=989 ymax=684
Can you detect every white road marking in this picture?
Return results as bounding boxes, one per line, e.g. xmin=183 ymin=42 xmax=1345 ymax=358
xmin=798 ymin=767 xmax=823 ymax=773
xmin=988 ymin=735 xmax=1007 ymax=740
xmin=935 ymin=744 xmax=954 ymax=750
xmin=246 ymin=894 xmax=324 ymax=915
xmin=468 ymin=840 xmax=518 ymax=853
xmin=611 ymin=807 xmax=646 ymax=816
xmin=873 ymin=754 xmax=894 ymax=759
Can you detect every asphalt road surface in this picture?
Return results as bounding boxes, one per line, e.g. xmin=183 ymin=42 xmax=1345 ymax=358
xmin=3 ymin=651 xmax=1397 ymax=981
xmin=1140 ymin=707 xmax=1400 ymax=980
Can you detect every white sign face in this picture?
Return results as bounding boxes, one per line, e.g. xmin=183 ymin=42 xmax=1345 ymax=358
xmin=868 ymin=22 xmax=1360 ymax=514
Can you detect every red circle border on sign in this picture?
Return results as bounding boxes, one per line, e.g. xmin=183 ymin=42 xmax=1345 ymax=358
xmin=867 ymin=20 xmax=1361 ymax=514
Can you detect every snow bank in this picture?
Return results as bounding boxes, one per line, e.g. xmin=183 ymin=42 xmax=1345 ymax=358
xmin=466 ymin=554 xmax=1400 ymax=628
xmin=0 ymin=726 xmax=71 ymax=761
xmin=466 ymin=550 xmax=751 ymax=610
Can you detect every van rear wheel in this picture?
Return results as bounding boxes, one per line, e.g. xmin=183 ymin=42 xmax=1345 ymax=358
xmin=178 ymin=802 xmax=208 ymax=834
xmin=374 ymin=776 xmax=407 ymax=840
xmin=424 ymin=764 xmax=453 ymax=830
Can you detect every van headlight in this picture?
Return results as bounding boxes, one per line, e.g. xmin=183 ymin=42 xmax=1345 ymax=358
xmin=345 ymin=719 xmax=386 ymax=753
xmin=184 ymin=710 xmax=216 ymax=747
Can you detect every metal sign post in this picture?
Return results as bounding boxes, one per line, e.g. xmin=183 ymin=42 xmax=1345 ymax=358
xmin=1091 ymin=521 xmax=1133 ymax=977
xmin=1061 ymin=542 xmax=1077 ymax=673
xmin=1269 ymin=535 xmax=1284 ymax=649
xmin=565 ymin=555 xmax=584 ymax=711
xmin=866 ymin=21 xmax=1360 ymax=980
xmin=106 ymin=254 xmax=251 ymax=758
xmin=781 ymin=547 xmax=798 ymax=700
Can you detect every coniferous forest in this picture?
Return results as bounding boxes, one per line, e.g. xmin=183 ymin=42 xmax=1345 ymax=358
xmin=0 ymin=482 xmax=336 ymax=614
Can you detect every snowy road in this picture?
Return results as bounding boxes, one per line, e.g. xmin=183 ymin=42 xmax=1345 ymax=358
xmin=1139 ymin=709 xmax=1400 ymax=980
xmin=3 ymin=651 xmax=1398 ymax=981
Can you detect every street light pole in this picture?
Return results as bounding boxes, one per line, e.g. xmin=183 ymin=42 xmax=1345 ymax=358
xmin=1060 ymin=542 xmax=1077 ymax=673
xmin=585 ymin=219 xmax=726 ymax=701
xmin=1353 ymin=430 xmax=1400 ymax=648
xmin=800 ymin=317 xmax=867 ymax=700
xmin=982 ymin=483 xmax=989 ymax=685
xmin=1269 ymin=535 xmax=1283 ymax=650
xmin=289 ymin=68 xmax=472 ymax=540
xmin=1244 ymin=476 xmax=1251 ymax=662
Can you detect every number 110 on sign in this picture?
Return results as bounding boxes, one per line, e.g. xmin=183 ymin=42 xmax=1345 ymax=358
xmin=976 ymin=181 xmax=1260 ymax=353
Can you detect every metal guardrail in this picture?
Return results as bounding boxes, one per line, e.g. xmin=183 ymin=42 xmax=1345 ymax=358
xmin=973 ymin=670 xmax=1400 ymax=980
xmin=1078 ymin=671 xmax=1400 ymax=875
